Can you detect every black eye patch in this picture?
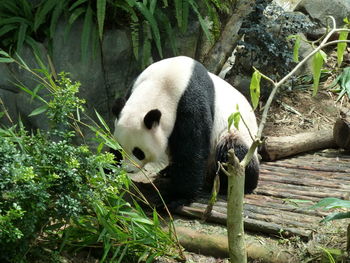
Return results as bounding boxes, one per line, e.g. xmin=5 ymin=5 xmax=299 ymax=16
xmin=132 ymin=147 xmax=145 ymax=161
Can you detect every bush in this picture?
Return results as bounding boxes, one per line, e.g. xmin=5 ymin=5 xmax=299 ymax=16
xmin=0 ymin=67 xmax=179 ymax=262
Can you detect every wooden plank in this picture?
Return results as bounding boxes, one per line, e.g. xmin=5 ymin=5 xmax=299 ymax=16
xmin=175 ymin=150 xmax=350 ymax=241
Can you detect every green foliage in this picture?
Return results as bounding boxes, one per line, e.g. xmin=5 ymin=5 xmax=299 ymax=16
xmin=250 ymin=70 xmax=261 ymax=109
xmin=337 ymin=18 xmax=350 ymax=67
xmin=0 ymin=0 xmax=232 ymax=67
xmin=228 ymin=105 xmax=241 ymax=131
xmin=310 ymin=197 xmax=350 ymax=223
xmin=0 ymin=52 xmax=179 ymax=262
xmin=287 ymin=34 xmax=301 ymax=63
xmin=311 ymin=50 xmax=327 ymax=96
xmin=328 ymin=67 xmax=350 ymax=101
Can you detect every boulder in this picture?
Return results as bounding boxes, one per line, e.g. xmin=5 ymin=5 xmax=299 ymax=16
xmin=296 ymin=0 xmax=350 ymax=27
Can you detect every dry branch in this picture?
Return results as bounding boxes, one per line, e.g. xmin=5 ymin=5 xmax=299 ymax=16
xmin=175 ymin=226 xmax=292 ymax=263
xmin=202 ymin=0 xmax=254 ymax=74
xmin=260 ymin=130 xmax=337 ymax=161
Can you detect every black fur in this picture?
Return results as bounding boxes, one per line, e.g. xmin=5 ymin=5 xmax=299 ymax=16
xmin=144 ymin=109 xmax=162 ymax=129
xmin=160 ymin=61 xmax=215 ymax=208
xmin=112 ymin=98 xmax=126 ymax=117
xmin=215 ymin=133 xmax=259 ymax=194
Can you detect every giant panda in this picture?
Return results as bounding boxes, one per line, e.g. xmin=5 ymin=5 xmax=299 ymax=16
xmin=112 ymin=56 xmax=259 ymax=208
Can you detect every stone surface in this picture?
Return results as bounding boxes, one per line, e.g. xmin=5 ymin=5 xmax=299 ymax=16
xmin=0 ymin=17 xmax=200 ymax=146
xmin=273 ymin=0 xmax=302 ymax=11
xmin=296 ymin=0 xmax=350 ymax=27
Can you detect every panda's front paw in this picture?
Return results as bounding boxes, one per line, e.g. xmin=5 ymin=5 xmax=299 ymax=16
xmin=158 ymin=166 xmax=170 ymax=177
xmin=165 ymin=198 xmax=191 ymax=212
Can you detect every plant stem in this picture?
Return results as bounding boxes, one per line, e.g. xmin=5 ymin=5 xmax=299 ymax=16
xmin=224 ymin=150 xmax=247 ymax=263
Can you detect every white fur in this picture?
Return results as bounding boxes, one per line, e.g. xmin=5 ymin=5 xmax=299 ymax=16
xmin=114 ymin=56 xmax=195 ymax=168
xmin=114 ymin=56 xmax=258 ymax=170
xmin=209 ymin=72 xmax=258 ymax=152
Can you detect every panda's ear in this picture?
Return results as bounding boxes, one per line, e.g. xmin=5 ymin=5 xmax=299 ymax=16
xmin=112 ymin=98 xmax=126 ymax=117
xmin=144 ymin=109 xmax=161 ymax=129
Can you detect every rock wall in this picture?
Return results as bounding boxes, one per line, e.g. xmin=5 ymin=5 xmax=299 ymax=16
xmin=0 ymin=19 xmax=201 ymax=145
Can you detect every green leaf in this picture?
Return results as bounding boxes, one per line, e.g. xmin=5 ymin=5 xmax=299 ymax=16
xmin=149 ymin=0 xmax=157 ymax=14
xmin=0 ymin=57 xmax=14 ymax=63
xmin=19 ymin=0 xmax=33 ymax=20
xmin=69 ymin=0 xmax=88 ymax=11
xmin=337 ymin=30 xmax=349 ymax=67
xmin=321 ymin=211 xmax=350 ymax=222
xmin=68 ymin=7 xmax=86 ymax=25
xmin=97 ymin=0 xmax=106 ymax=40
xmin=0 ymin=50 xmax=11 ymax=57
xmin=310 ymin=197 xmax=350 ymax=210
xmin=95 ymin=109 xmax=110 ymax=132
xmin=81 ymin=5 xmax=93 ymax=62
xmin=188 ymin=0 xmax=212 ymax=42
xmin=17 ymin=23 xmax=28 ymax=52
xmin=50 ymin=1 xmax=66 ymax=37
xmin=130 ymin=21 xmax=139 ymax=59
xmin=250 ymin=70 xmax=261 ymax=109
xmin=175 ymin=0 xmax=189 ymax=33
xmin=228 ymin=105 xmax=241 ymax=131
xmin=142 ymin=38 xmax=152 ymax=68
xmin=135 ymin=2 xmax=163 ymax=58
xmin=0 ymin=24 xmax=17 ymax=36
xmin=311 ymin=50 xmax=327 ymax=96
xmin=34 ymin=0 xmax=57 ymax=31
xmin=293 ymin=35 xmax=301 ymax=62
xmin=0 ymin=17 xmax=29 ymax=27
xmin=29 ymin=105 xmax=48 ymax=117
xmin=155 ymin=11 xmax=178 ymax=55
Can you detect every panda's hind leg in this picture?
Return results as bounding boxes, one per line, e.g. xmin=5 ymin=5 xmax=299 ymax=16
xmin=215 ymin=132 xmax=259 ymax=194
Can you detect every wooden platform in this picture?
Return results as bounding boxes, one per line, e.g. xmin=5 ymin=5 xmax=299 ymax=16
xmin=177 ymin=150 xmax=350 ymax=240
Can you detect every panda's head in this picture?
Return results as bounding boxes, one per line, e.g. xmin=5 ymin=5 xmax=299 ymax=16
xmin=113 ymin=108 xmax=168 ymax=170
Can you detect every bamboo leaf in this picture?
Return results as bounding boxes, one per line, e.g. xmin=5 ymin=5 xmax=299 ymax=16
xmin=34 ymin=0 xmax=57 ymax=31
xmin=68 ymin=7 xmax=86 ymax=25
xmin=142 ymin=38 xmax=152 ymax=68
xmin=81 ymin=5 xmax=93 ymax=62
xmin=188 ymin=0 xmax=212 ymax=42
xmin=228 ymin=111 xmax=241 ymax=131
xmin=135 ymin=2 xmax=162 ymax=58
xmin=50 ymin=1 xmax=66 ymax=37
xmin=0 ymin=17 xmax=29 ymax=27
xmin=337 ymin=30 xmax=349 ymax=67
xmin=69 ymin=0 xmax=88 ymax=11
xmin=97 ymin=0 xmax=106 ymax=40
xmin=95 ymin=109 xmax=110 ymax=132
xmin=0 ymin=50 xmax=11 ymax=57
xmin=130 ymin=21 xmax=140 ymax=59
xmin=174 ymin=0 xmax=183 ymax=29
xmin=29 ymin=105 xmax=48 ymax=117
xmin=0 ymin=57 xmax=14 ymax=63
xmin=321 ymin=212 xmax=350 ymax=222
xmin=17 ymin=23 xmax=28 ymax=52
xmin=19 ymin=0 xmax=33 ymax=19
xmin=149 ymin=0 xmax=157 ymax=14
xmin=250 ymin=70 xmax=261 ymax=110
xmin=155 ymin=11 xmax=177 ymax=55
xmin=310 ymin=197 xmax=350 ymax=210
xmin=311 ymin=50 xmax=327 ymax=96
xmin=293 ymin=35 xmax=301 ymax=62
xmin=0 ymin=24 xmax=17 ymax=37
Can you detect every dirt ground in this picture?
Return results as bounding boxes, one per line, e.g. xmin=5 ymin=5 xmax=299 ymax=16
xmin=261 ymin=88 xmax=343 ymax=137
xmin=261 ymin=50 xmax=350 ymax=137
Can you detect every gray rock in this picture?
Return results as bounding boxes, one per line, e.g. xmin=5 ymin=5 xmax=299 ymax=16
xmin=273 ymin=0 xmax=302 ymax=11
xmin=296 ymin=0 xmax=350 ymax=27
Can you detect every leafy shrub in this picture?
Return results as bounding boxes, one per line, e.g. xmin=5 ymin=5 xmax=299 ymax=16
xmin=0 ymin=58 xmax=179 ymax=262
xmin=0 ymin=0 xmax=232 ymax=67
